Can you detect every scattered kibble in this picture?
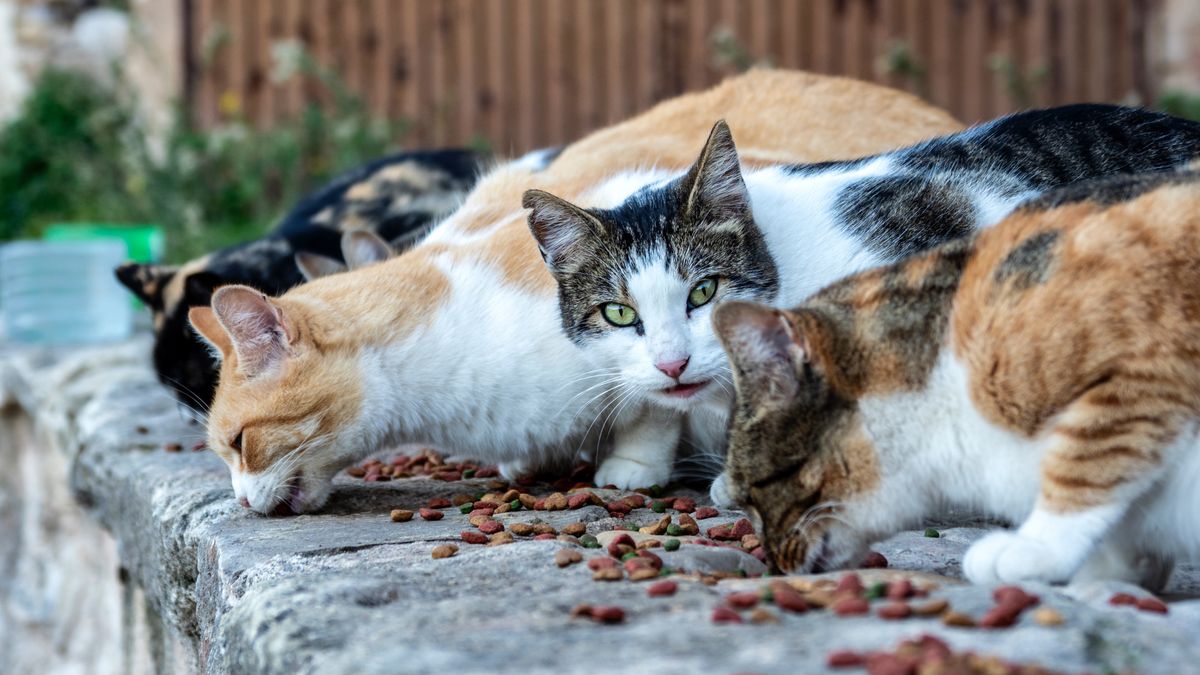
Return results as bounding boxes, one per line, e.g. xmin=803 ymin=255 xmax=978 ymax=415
xmin=864 ymin=582 xmax=888 ymax=600
xmin=1032 ymin=607 xmax=1064 ymax=626
xmin=647 ymin=580 xmax=677 ymax=597
xmin=460 ymin=531 xmax=488 ymax=544
xmin=639 ymin=515 xmax=671 ymax=536
xmin=580 ymin=534 xmax=601 ymax=549
xmin=924 ymin=528 xmax=941 ymax=538
xmin=942 ymin=611 xmax=976 ymax=628
xmin=418 ymin=508 xmax=443 ymax=521
xmin=826 ymin=650 xmax=866 ymax=668
xmin=832 ymin=597 xmax=870 ymax=616
xmin=487 ymin=531 xmax=515 ymax=546
xmin=509 ymin=522 xmax=534 ymax=536
xmin=562 ymin=522 xmax=586 ymax=537
xmin=711 ymin=606 xmax=742 ymax=624
xmin=555 ymin=549 xmax=583 ymax=567
xmin=877 ymin=602 xmax=912 ymax=620
xmin=835 ymin=573 xmax=864 ymax=596
xmin=650 ymin=500 xmax=668 ymax=513
xmin=726 ymin=592 xmax=759 ymax=609
xmin=663 ymin=538 xmax=681 ymax=551
xmin=861 ymin=551 xmax=889 ymax=568
xmin=431 ymin=544 xmax=457 ymax=559
xmin=694 ymin=506 xmax=719 ymax=520
xmin=827 ymin=634 xmax=1059 ymax=674
xmin=912 ymin=598 xmax=949 ymax=616
xmin=164 ymin=442 xmax=182 ymax=452
xmin=593 ymin=567 xmax=623 ymax=581
xmin=478 ymin=519 xmax=504 ymax=535
xmin=390 ymin=509 xmax=414 ymax=522
xmin=427 ymin=498 xmax=451 ymax=509
xmin=458 ymin=503 xmax=473 ymax=514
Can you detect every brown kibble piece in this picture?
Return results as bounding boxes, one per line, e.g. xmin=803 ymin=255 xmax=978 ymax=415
xmin=390 ymin=509 xmax=414 ymax=522
xmin=451 ymin=494 xmax=474 ymax=506
xmin=593 ymin=567 xmax=623 ymax=581
xmin=487 ymin=531 xmax=514 ymax=546
xmin=622 ymin=494 xmax=646 ymax=509
xmin=468 ymin=514 xmax=492 ymax=528
xmin=711 ymin=606 xmax=742 ymax=623
xmin=563 ymin=522 xmax=587 ymax=537
xmin=750 ymin=608 xmax=778 ymax=624
xmin=509 ymin=522 xmax=534 ymax=536
xmin=636 ymin=539 xmax=662 ymax=549
xmin=588 ymin=557 xmax=617 ymax=571
xmin=647 ymin=580 xmax=677 ymax=597
xmin=861 ymin=551 xmax=888 ymax=568
xmin=911 ymin=598 xmax=949 ymax=616
xmin=942 ymin=611 xmax=976 ymax=628
xmin=677 ymin=513 xmax=700 ymax=536
xmin=629 ymin=568 xmax=659 ymax=582
xmin=728 ymin=518 xmax=754 ymax=538
xmin=740 ymin=534 xmax=761 ymax=550
xmin=518 ymin=494 xmax=538 ymax=509
xmin=501 ymin=489 xmax=520 ymax=502
xmin=544 ymin=492 xmax=569 ymax=510
xmin=570 ymin=603 xmax=593 ymax=618
xmin=427 ymin=498 xmax=451 ymax=509
xmin=993 ymin=585 xmax=1039 ymax=610
xmin=591 ymin=606 xmax=625 ymax=624
xmin=431 ymin=544 xmax=457 ymax=559
xmin=672 ymin=498 xmax=696 ymax=513
xmin=640 ymin=515 xmax=671 ymax=536
xmin=567 ymin=493 xmax=592 ymax=509
xmin=164 ymin=443 xmax=182 ymax=452
xmin=347 ymin=466 xmax=366 ymax=478
xmin=533 ymin=523 xmax=557 ymax=536
xmin=555 ymin=549 xmax=583 ymax=568
xmin=1032 ymin=607 xmax=1064 ymax=626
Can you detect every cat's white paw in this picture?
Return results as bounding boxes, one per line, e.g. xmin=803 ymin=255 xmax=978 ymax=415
xmin=709 ymin=472 xmax=737 ymax=508
xmin=595 ymin=456 xmax=671 ymax=490
xmin=963 ymin=531 xmax=1075 ymax=585
xmin=498 ymin=459 xmax=534 ymax=481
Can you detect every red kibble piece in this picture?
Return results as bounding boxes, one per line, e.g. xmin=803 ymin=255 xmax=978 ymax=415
xmin=622 ymin=494 xmax=646 ymax=509
xmin=647 ymin=580 xmax=677 ymax=597
xmin=606 ymin=501 xmax=632 ymax=515
xmin=751 ymin=547 xmax=767 ymax=562
xmin=726 ymin=592 xmax=759 ymax=609
xmin=624 ymin=558 xmax=652 ymax=574
xmin=1136 ymin=597 xmax=1169 ymax=614
xmin=993 ymin=585 xmax=1039 ymax=610
xmin=474 ymin=466 xmax=499 ymax=478
xmin=729 ymin=518 xmax=754 ymax=539
xmin=533 ymin=533 xmax=557 ymax=541
xmin=832 ymin=597 xmax=871 ymax=616
xmin=363 ymin=472 xmax=382 ymax=482
xmin=433 ymin=471 xmax=461 ymax=481
xmin=637 ymin=549 xmax=663 ymax=567
xmin=706 ymin=524 xmax=734 ymax=540
xmin=863 ymin=652 xmax=919 ymax=675
xmin=711 ymin=606 xmax=743 ymax=623
xmin=980 ymin=604 xmax=1022 ymax=628
xmin=533 ymin=499 xmax=547 ymax=510
xmin=877 ymin=602 xmax=912 ymax=620
xmin=672 ymin=498 xmax=696 ymax=513
xmin=826 ymin=651 xmax=865 ymax=668
xmin=417 ymin=508 xmax=443 ymax=521
xmin=474 ymin=500 xmax=501 ymax=510
xmin=772 ymin=586 xmax=809 ymax=613
xmin=607 ymin=534 xmax=636 ymax=558
xmin=886 ymin=580 xmax=913 ymax=601
xmin=694 ymin=506 xmax=720 ymax=520
xmin=591 ymin=606 xmax=625 ymax=624
xmin=346 ymin=466 xmax=367 ymax=478
xmin=468 ymin=508 xmax=496 ymax=519
xmin=835 ymin=573 xmax=865 ymax=596
xmin=588 ymin=557 xmax=618 ymax=571
xmin=460 ymin=531 xmax=488 ymax=544
xmin=477 ymin=520 xmax=504 ymax=534
xmin=1109 ymin=592 xmax=1138 ymax=606
xmin=427 ymin=498 xmax=451 ymax=509
xmin=567 ymin=493 xmax=591 ymax=509
xmin=861 ymin=551 xmax=889 ymax=569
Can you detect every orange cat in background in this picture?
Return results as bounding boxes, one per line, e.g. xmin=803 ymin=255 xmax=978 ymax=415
xmin=187 ymin=70 xmax=962 ymax=514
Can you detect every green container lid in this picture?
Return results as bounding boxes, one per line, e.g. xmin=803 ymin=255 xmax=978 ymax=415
xmin=42 ymin=223 xmax=165 ymax=263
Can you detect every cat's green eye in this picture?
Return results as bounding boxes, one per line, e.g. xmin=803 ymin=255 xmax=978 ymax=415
xmin=688 ymin=277 xmax=718 ymax=308
xmin=601 ymin=302 xmax=639 ymax=327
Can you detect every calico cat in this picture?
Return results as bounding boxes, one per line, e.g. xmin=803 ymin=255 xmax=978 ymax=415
xmin=116 ymin=149 xmax=485 ymax=414
xmin=184 ymin=70 xmax=965 ymax=514
xmin=524 ymin=105 xmax=1200 ymax=492
xmin=713 ymin=169 xmax=1200 ymax=587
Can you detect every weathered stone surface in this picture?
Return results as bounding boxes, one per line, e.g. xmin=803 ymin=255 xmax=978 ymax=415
xmin=3 ymin=337 xmax=1200 ymax=674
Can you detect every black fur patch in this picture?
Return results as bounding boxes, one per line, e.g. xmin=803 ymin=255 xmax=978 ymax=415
xmin=994 ymin=230 xmax=1060 ymax=291
xmin=833 ymin=175 xmax=977 ymax=260
xmin=1018 ymin=170 xmax=1200 ymax=211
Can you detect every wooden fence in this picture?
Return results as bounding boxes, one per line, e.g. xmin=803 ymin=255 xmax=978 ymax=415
xmin=182 ymin=0 xmax=1163 ymax=155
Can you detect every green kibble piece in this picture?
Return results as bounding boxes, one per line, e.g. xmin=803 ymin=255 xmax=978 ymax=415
xmin=458 ymin=504 xmax=473 ymax=514
xmin=625 ymin=522 xmax=639 ymax=531
xmin=647 ymin=484 xmax=664 ymax=497
xmin=663 ymin=538 xmax=681 ymax=551
xmin=924 ymin=528 xmax=940 ymax=538
xmin=580 ymin=534 xmax=601 ymax=549
xmin=462 ymin=468 xmax=476 ymax=479
xmin=621 ymin=551 xmax=639 ymax=561
xmin=760 ymin=588 xmax=774 ymax=602
xmin=865 ymin=582 xmax=888 ymax=600
xmin=510 ymin=499 xmax=522 ymax=510
xmin=666 ymin=524 xmax=684 ymax=537
xmin=650 ymin=500 xmax=667 ymax=513
xmin=658 ymin=567 xmax=674 ymax=577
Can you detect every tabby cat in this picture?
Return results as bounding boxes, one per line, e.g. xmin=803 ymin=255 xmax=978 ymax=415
xmin=524 ymin=105 xmax=1200 ymax=492
xmin=116 ymin=148 xmax=485 ymax=414
xmin=714 ymin=170 xmax=1200 ymax=587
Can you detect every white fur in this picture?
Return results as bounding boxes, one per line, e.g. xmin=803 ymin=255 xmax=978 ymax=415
xmin=817 ymin=351 xmax=1200 ymax=586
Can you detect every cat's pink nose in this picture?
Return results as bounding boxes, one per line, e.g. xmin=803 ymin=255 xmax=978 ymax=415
xmin=238 ymin=496 xmax=250 ymax=509
xmin=656 ymin=357 xmax=689 ymax=379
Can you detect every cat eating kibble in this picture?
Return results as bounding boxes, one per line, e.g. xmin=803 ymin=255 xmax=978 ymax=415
xmin=714 ymin=170 xmax=1200 ymax=588
xmin=525 ymin=105 xmax=1200 ymax=494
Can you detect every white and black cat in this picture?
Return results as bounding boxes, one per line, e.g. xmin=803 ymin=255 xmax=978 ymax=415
xmin=524 ymin=104 xmax=1200 ymax=493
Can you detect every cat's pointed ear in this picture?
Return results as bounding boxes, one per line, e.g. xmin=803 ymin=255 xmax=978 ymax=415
xmin=188 ymin=306 xmax=233 ymax=359
xmin=682 ymin=120 xmax=751 ymax=223
xmin=714 ymin=301 xmax=811 ymax=409
xmin=523 ymin=189 xmax=604 ymax=273
xmin=341 ymin=229 xmax=393 ymax=269
xmin=208 ymin=286 xmax=295 ymax=378
xmin=114 ymin=262 xmax=178 ymax=309
xmin=295 ymin=252 xmax=346 ymax=281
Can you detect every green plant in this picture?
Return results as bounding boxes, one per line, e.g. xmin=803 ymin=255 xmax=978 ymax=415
xmin=1157 ymin=90 xmax=1200 ymax=122
xmin=989 ymin=55 xmax=1048 ymax=109
xmin=0 ymin=41 xmax=409 ymax=262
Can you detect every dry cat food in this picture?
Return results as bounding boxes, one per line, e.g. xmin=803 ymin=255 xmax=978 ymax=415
xmin=417 ymin=508 xmax=444 ymax=521
xmin=570 ymin=604 xmax=625 ymax=624
xmin=711 ymin=606 xmax=743 ymax=624
xmin=390 ymin=509 xmax=414 ymax=522
xmin=563 ymin=522 xmax=587 ymax=537
xmin=1109 ymin=592 xmax=1169 ymax=614
xmin=647 ymin=580 xmax=678 ymax=597
xmin=460 ymin=530 xmax=488 ymax=544
xmin=726 ymin=592 xmax=759 ymax=609
xmin=430 ymin=544 xmax=457 ymax=559
xmin=826 ymin=633 xmax=1062 ymax=674
xmin=555 ymin=549 xmax=583 ymax=567
xmin=163 ymin=442 xmax=183 ymax=452
xmin=477 ymin=519 xmax=504 ymax=535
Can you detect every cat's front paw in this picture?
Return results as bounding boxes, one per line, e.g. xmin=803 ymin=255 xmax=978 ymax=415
xmin=709 ymin=472 xmax=737 ymax=508
xmin=964 ymin=531 xmax=1076 ymax=585
xmin=498 ymin=459 xmax=534 ymax=481
xmin=595 ymin=456 xmax=671 ymax=490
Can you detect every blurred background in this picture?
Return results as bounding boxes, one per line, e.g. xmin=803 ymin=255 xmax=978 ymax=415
xmin=1 ymin=0 xmax=1199 ymax=262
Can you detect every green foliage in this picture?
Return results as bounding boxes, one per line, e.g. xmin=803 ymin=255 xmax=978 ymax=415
xmin=1158 ymin=90 xmax=1200 ymax=122
xmin=988 ymin=55 xmax=1048 ymax=109
xmin=0 ymin=48 xmax=409 ymax=262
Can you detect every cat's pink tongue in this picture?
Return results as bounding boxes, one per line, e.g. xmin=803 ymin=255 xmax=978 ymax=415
xmin=664 ymin=381 xmax=708 ymax=398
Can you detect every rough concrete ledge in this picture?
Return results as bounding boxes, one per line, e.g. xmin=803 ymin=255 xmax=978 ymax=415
xmin=2 ymin=337 xmax=1200 ymax=675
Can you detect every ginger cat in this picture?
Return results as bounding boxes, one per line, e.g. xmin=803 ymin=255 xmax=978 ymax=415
xmin=188 ymin=70 xmax=963 ymax=514
xmin=714 ymin=170 xmax=1200 ymax=588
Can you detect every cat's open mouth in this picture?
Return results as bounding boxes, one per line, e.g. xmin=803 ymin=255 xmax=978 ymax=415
xmin=270 ymin=472 xmax=305 ymax=516
xmin=662 ymin=381 xmax=709 ymax=398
